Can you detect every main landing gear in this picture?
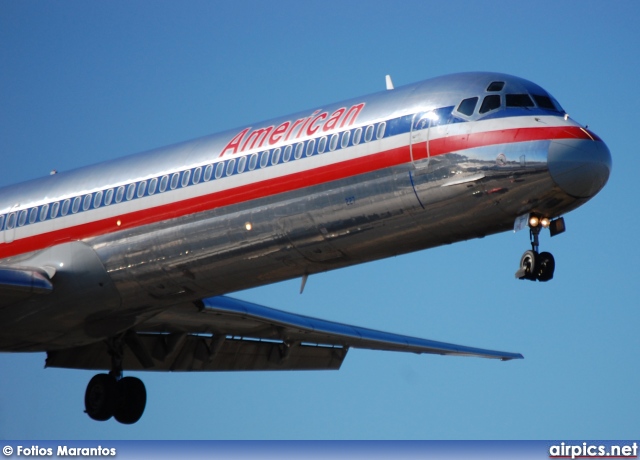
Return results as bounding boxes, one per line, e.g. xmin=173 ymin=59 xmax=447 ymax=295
xmin=84 ymin=338 xmax=146 ymax=424
xmin=515 ymin=214 xmax=565 ymax=282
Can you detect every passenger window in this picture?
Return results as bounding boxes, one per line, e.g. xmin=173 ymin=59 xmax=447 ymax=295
xmin=341 ymin=131 xmax=350 ymax=148
xmin=170 ymin=173 xmax=180 ymax=189
xmin=61 ymin=199 xmax=71 ymax=215
xmin=72 ymin=197 xmax=81 ymax=213
xmin=329 ymin=133 xmax=339 ymax=151
xmin=93 ymin=191 xmax=104 ymax=207
xmin=159 ymin=176 xmax=169 ymax=192
xmin=126 ymin=183 xmax=136 ymax=200
xmin=283 ymin=145 xmax=292 ymax=162
xmin=215 ymin=162 xmax=224 ymax=179
xmin=204 ymin=164 xmax=213 ymax=181
xmin=193 ymin=167 xmax=202 ymax=184
xmin=479 ymin=95 xmax=501 ymax=114
xmin=226 ymin=159 xmax=236 ymax=176
xmin=318 ymin=137 xmax=327 ymax=153
xmin=83 ymin=194 xmax=92 ymax=211
xmin=29 ymin=207 xmax=38 ymax=224
xmin=115 ymin=186 xmax=125 ymax=203
xmin=376 ymin=122 xmax=386 ymax=139
xmin=181 ymin=170 xmax=191 ymax=187
xmin=237 ymin=156 xmax=247 ymax=173
xmin=104 ymin=189 xmax=114 ymax=205
xmin=39 ymin=204 xmax=49 ymax=221
xmin=457 ymin=97 xmax=478 ymax=116
xmin=306 ymin=139 xmax=315 ymax=157
xmin=506 ymin=94 xmax=534 ymax=108
xmin=353 ymin=127 xmax=362 ymax=145
xmin=249 ymin=153 xmax=258 ymax=170
xmin=260 ymin=150 xmax=270 ymax=168
xmin=137 ymin=181 xmax=147 ymax=198
xmin=271 ymin=148 xmax=281 ymax=165
xmin=364 ymin=125 xmax=374 ymax=142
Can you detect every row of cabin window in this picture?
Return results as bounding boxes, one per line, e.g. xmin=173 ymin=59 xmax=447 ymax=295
xmin=0 ymin=122 xmax=387 ymax=231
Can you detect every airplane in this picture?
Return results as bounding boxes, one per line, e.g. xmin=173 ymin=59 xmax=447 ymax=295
xmin=0 ymin=72 xmax=611 ymax=424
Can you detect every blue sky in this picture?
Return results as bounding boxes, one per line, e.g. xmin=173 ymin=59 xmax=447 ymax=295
xmin=0 ymin=1 xmax=638 ymax=440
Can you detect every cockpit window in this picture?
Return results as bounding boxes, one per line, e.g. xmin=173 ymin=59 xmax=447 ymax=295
xmin=479 ymin=95 xmax=501 ymax=114
xmin=506 ymin=94 xmax=535 ymax=108
xmin=457 ymin=97 xmax=478 ymax=116
xmin=486 ymin=81 xmax=505 ymax=92
xmin=532 ymin=94 xmax=559 ymax=111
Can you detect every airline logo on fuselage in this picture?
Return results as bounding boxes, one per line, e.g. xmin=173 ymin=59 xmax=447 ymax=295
xmin=219 ymin=103 xmax=366 ymax=157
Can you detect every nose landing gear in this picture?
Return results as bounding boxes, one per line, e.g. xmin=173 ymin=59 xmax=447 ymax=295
xmin=515 ymin=215 xmax=564 ymax=282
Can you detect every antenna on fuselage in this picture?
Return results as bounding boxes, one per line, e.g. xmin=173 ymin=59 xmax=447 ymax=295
xmin=300 ymin=273 xmax=309 ymax=294
xmin=385 ymin=75 xmax=394 ymax=90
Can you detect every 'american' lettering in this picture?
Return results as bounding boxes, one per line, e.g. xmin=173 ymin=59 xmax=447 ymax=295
xmin=219 ymin=103 xmax=365 ymax=157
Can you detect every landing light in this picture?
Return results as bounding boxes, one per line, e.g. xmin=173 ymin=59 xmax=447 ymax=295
xmin=529 ymin=216 xmax=539 ymax=227
xmin=540 ymin=217 xmax=551 ymax=228
xmin=245 ymin=222 xmax=253 ymax=231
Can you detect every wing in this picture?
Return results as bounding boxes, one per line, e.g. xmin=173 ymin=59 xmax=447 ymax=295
xmin=0 ymin=265 xmax=53 ymax=308
xmin=46 ymin=295 xmax=523 ymax=372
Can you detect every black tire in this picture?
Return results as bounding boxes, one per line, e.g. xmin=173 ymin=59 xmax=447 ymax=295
xmin=536 ymin=251 xmax=555 ymax=282
xmin=519 ymin=250 xmax=537 ymax=281
xmin=85 ymin=373 xmax=116 ymax=421
xmin=114 ymin=376 xmax=147 ymax=425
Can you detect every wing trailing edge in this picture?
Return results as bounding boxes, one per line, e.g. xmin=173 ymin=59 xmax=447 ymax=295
xmin=46 ymin=295 xmax=522 ymax=372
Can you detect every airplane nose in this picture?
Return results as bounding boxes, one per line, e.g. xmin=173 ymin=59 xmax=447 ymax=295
xmin=547 ymin=136 xmax=612 ymax=199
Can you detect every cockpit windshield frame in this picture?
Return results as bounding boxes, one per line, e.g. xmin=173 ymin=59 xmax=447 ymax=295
xmin=453 ymin=79 xmax=566 ymax=120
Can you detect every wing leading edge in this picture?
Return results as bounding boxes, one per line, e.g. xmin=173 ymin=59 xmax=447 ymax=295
xmin=0 ymin=266 xmax=53 ymax=308
xmin=46 ymin=295 xmax=522 ymax=372
xmin=205 ymin=296 xmax=523 ymax=360
xmin=0 ymin=266 xmax=52 ymax=294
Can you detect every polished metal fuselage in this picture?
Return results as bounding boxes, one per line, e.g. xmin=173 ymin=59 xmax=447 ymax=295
xmin=0 ymin=72 xmax=610 ymax=351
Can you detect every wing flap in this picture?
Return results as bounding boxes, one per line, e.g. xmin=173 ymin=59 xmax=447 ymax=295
xmin=46 ymin=295 xmax=522 ymax=372
xmin=46 ymin=333 xmax=347 ymax=371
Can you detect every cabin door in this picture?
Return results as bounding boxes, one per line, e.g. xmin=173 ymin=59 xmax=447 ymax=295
xmin=410 ymin=111 xmax=436 ymax=170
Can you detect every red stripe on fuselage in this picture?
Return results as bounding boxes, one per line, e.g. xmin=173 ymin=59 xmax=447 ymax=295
xmin=421 ymin=126 xmax=593 ymax=160
xmin=0 ymin=124 xmax=593 ymax=259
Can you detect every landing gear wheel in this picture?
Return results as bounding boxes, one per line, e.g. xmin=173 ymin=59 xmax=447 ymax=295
xmin=114 ymin=377 xmax=147 ymax=425
xmin=516 ymin=250 xmax=538 ymax=281
xmin=536 ymin=251 xmax=555 ymax=282
xmin=85 ymin=373 xmax=117 ymax=421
